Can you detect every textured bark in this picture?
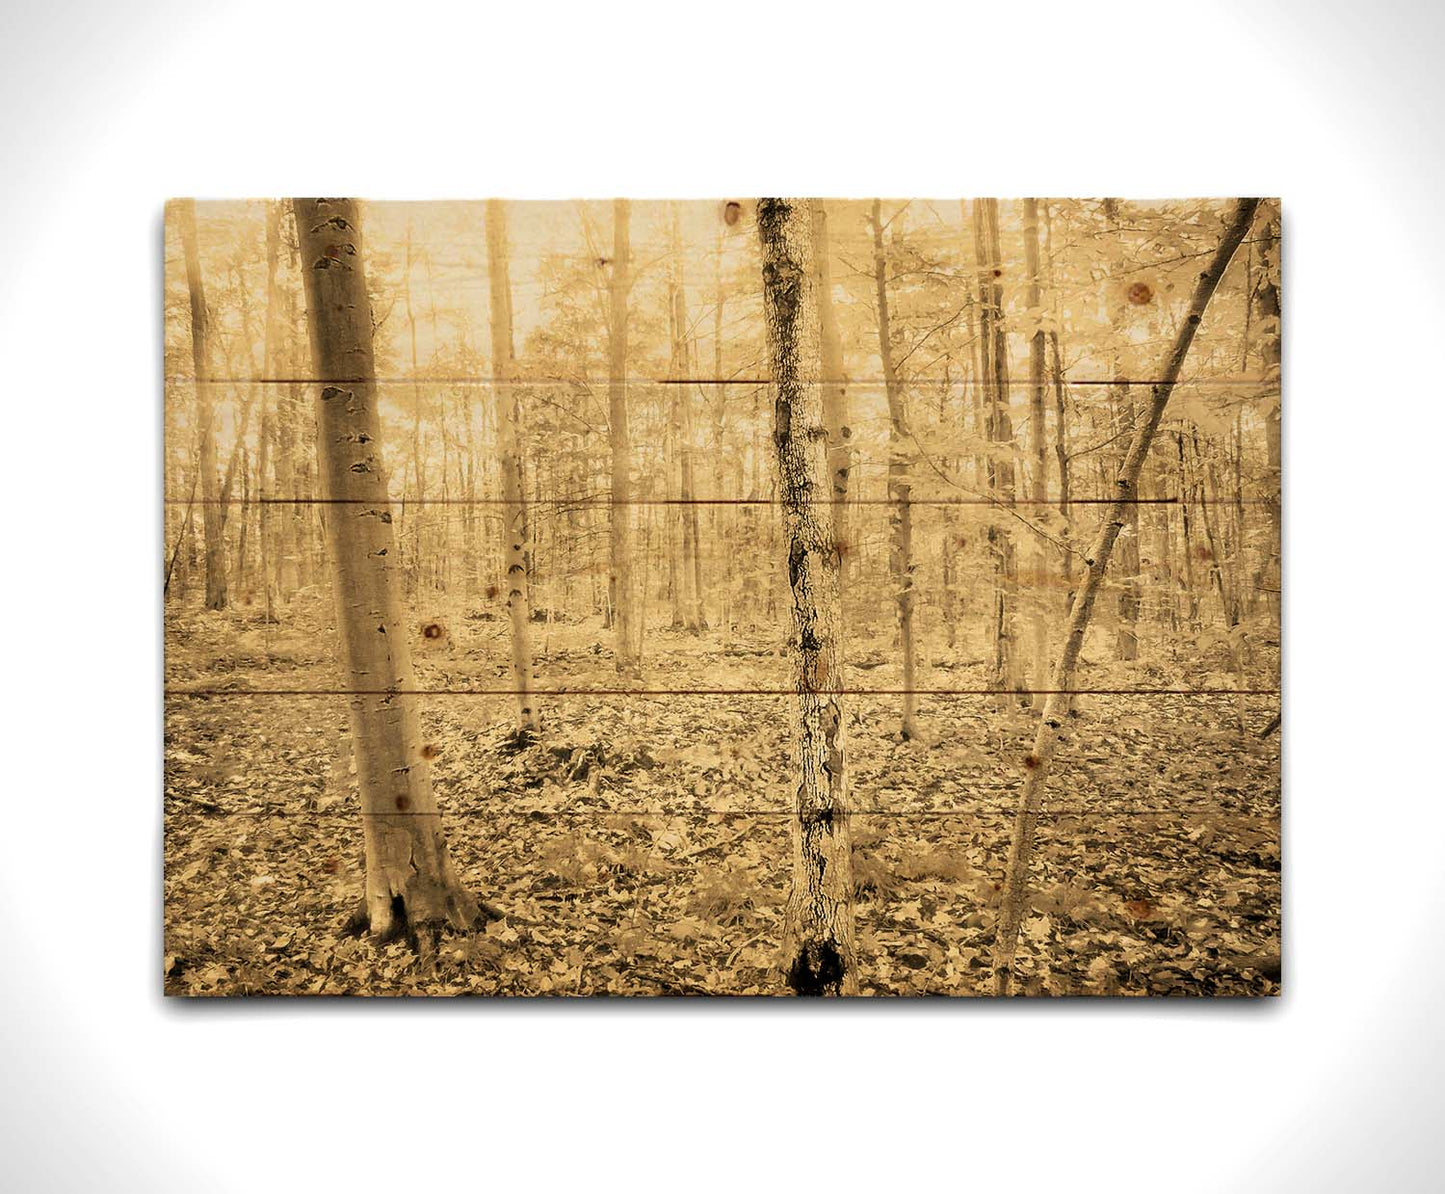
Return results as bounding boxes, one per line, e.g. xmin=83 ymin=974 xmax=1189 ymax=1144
xmin=871 ymin=200 xmax=917 ymax=739
xmin=990 ymin=198 xmax=1260 ymax=993
xmin=607 ymin=200 xmax=639 ymax=672
xmin=485 ymin=201 xmax=539 ymax=736
xmin=175 ymin=199 xmax=228 ymax=611
xmin=293 ymin=198 xmax=479 ymax=940
xmin=757 ymin=197 xmax=857 ymax=996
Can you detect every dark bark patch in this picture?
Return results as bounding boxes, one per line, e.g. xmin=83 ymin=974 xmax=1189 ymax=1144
xmin=788 ymin=942 xmax=847 ymax=996
xmin=787 ymin=541 xmax=805 ymax=591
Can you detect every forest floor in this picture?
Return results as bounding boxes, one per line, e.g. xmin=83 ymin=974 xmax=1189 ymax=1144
xmin=164 ymin=593 xmax=1281 ymax=997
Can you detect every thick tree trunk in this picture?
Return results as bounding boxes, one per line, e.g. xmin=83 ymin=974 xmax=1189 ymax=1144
xmin=871 ymin=200 xmax=918 ymax=739
xmin=757 ymin=197 xmax=857 ymax=997
xmin=485 ymin=200 xmax=540 ymax=738
xmin=990 ymin=198 xmax=1260 ymax=993
xmin=175 ymin=199 xmax=228 ymax=611
xmin=293 ymin=198 xmax=480 ymax=941
xmin=607 ymin=200 xmax=639 ymax=673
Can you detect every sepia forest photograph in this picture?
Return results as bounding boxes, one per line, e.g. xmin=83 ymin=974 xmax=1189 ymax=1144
xmin=163 ymin=195 xmax=1281 ymax=997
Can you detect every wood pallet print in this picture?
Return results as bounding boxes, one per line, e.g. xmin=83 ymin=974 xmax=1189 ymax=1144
xmin=163 ymin=197 xmax=1281 ymax=997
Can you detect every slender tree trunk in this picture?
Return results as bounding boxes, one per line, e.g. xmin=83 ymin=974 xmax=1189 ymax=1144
xmin=274 ymin=220 xmax=303 ymax=599
xmin=871 ymin=200 xmax=917 ymax=740
xmin=666 ymin=384 xmax=682 ymax=628
xmin=1104 ymin=199 xmax=1142 ymax=662
xmin=1044 ymin=203 xmax=1071 ymax=523
xmin=668 ymin=205 xmax=705 ymax=632
xmin=236 ymin=446 xmax=251 ymax=600
xmin=1195 ymin=431 xmax=1249 ymax=735
xmin=293 ymin=198 xmax=480 ymax=940
xmin=973 ymin=199 xmax=1021 ymax=697
xmin=990 ymin=198 xmax=1259 ymax=993
xmin=165 ymin=461 xmax=200 ymax=599
xmin=812 ymin=202 xmax=852 ymax=591
xmin=485 ymin=200 xmax=539 ymax=737
xmin=757 ymin=197 xmax=857 ymax=996
xmin=403 ymin=227 xmax=427 ymax=598
xmin=257 ymin=200 xmax=285 ymax=623
xmin=711 ymin=229 xmax=732 ymax=630
xmin=1023 ymin=198 xmax=1050 ymax=691
xmin=175 ymin=199 xmax=228 ymax=611
xmin=607 ymin=200 xmax=638 ymax=673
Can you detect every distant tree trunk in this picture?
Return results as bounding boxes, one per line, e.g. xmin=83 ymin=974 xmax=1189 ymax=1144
xmin=293 ymin=198 xmax=480 ymax=940
xmin=274 ymin=215 xmax=303 ymax=599
xmin=403 ymin=226 xmax=426 ymax=598
xmin=1023 ymin=198 xmax=1050 ymax=692
xmin=176 ymin=199 xmax=228 ymax=611
xmin=990 ymin=198 xmax=1260 ymax=993
xmin=812 ymin=202 xmax=851 ymax=590
xmin=666 ymin=383 xmax=683 ymax=629
xmin=235 ymin=447 xmax=251 ymax=600
xmin=485 ymin=200 xmax=539 ymax=738
xmin=669 ymin=205 xmax=706 ymax=633
xmin=711 ymin=230 xmax=732 ymax=630
xmin=1194 ymin=428 xmax=1249 ymax=735
xmin=257 ymin=200 xmax=285 ymax=623
xmin=165 ymin=453 xmax=200 ymax=599
xmin=607 ymin=200 xmax=639 ymax=673
xmin=973 ymin=199 xmax=1022 ymax=697
xmin=757 ymin=197 xmax=857 ymax=997
xmin=1044 ymin=203 xmax=1071 ymax=522
xmin=871 ymin=200 xmax=918 ymax=740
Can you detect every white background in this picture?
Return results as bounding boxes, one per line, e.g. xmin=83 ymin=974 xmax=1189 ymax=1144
xmin=3 ymin=0 xmax=1442 ymax=1189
